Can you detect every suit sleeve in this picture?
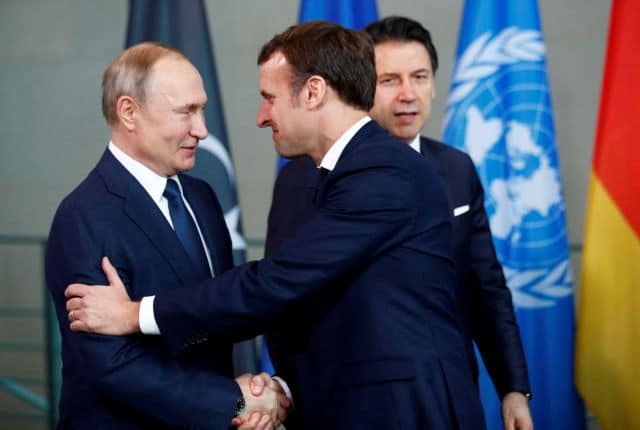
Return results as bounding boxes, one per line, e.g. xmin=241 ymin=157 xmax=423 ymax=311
xmin=465 ymin=161 xmax=531 ymax=398
xmin=263 ymin=159 xmax=315 ymax=417
xmin=45 ymin=203 xmax=239 ymax=428
xmin=155 ymin=160 xmax=436 ymax=355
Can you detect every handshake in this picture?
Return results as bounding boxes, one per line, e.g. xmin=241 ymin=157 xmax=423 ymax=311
xmin=232 ymin=372 xmax=292 ymax=429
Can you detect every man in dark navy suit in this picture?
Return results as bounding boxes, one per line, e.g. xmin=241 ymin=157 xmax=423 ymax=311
xmin=267 ymin=16 xmax=533 ymax=430
xmin=65 ymin=22 xmax=485 ymax=429
xmin=46 ymin=42 xmax=280 ymax=429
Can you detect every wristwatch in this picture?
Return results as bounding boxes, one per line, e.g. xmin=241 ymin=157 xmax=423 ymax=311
xmin=234 ymin=395 xmax=246 ymax=417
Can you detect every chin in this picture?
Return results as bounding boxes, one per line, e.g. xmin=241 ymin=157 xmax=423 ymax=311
xmin=274 ymin=142 xmax=288 ymax=157
xmin=180 ymin=160 xmax=196 ymax=172
xmin=397 ymin=127 xmax=420 ymax=141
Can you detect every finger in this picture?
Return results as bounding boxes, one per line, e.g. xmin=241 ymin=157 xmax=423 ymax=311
xmin=238 ymin=412 xmax=261 ymax=429
xmin=258 ymin=414 xmax=272 ymax=430
xmin=65 ymin=297 xmax=84 ymax=312
xmin=276 ymin=391 xmax=291 ymax=410
xmin=102 ymin=256 xmax=123 ymax=288
xmin=250 ymin=374 xmax=266 ymax=396
xmin=515 ymin=417 xmax=533 ymax=430
xmin=258 ymin=372 xmax=272 ymax=382
xmin=230 ymin=417 xmax=243 ymax=426
xmin=70 ymin=319 xmax=88 ymax=332
xmin=65 ymin=284 xmax=90 ymax=298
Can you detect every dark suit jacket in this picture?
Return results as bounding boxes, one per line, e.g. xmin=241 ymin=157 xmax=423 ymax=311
xmin=264 ymin=136 xmax=531 ymax=408
xmin=45 ymin=150 xmax=239 ymax=429
xmin=154 ymin=121 xmax=486 ymax=430
xmin=419 ymin=136 xmax=530 ymax=399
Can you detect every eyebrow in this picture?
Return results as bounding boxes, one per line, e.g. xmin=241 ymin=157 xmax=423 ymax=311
xmin=177 ymin=102 xmax=207 ymax=111
xmin=378 ymin=68 xmax=432 ymax=77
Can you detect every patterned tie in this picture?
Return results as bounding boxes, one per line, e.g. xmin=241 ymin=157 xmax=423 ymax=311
xmin=163 ymin=179 xmax=210 ymax=276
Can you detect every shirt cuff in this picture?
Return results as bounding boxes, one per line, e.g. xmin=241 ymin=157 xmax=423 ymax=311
xmin=272 ymin=376 xmax=293 ymax=404
xmin=139 ymin=295 xmax=161 ymax=335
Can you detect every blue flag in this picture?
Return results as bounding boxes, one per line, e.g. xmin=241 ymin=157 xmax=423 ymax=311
xmin=263 ymin=0 xmax=379 ymax=373
xmin=126 ymin=0 xmax=255 ymax=373
xmin=442 ymin=1 xmax=585 ymax=429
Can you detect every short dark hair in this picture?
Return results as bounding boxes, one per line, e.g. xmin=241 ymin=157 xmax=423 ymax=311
xmin=258 ymin=21 xmax=376 ymax=111
xmin=365 ymin=16 xmax=439 ymax=75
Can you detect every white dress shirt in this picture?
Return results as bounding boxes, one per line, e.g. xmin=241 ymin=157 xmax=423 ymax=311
xmin=318 ymin=115 xmax=372 ymax=170
xmin=408 ymin=134 xmax=421 ymax=153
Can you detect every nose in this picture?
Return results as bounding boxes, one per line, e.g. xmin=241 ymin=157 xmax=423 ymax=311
xmin=256 ymin=101 xmax=271 ymax=128
xmin=191 ymin=110 xmax=208 ymax=140
xmin=398 ymin=80 xmax=417 ymax=102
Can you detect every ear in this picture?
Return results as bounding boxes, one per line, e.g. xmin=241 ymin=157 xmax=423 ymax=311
xmin=116 ymin=95 xmax=138 ymax=131
xmin=303 ymin=75 xmax=327 ymax=109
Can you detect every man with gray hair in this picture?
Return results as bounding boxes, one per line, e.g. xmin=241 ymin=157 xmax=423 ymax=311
xmin=46 ymin=42 xmax=285 ymax=429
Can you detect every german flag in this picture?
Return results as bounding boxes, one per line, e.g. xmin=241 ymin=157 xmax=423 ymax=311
xmin=575 ymin=1 xmax=640 ymax=429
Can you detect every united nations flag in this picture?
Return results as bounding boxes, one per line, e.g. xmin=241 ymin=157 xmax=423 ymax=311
xmin=443 ymin=1 xmax=586 ymax=429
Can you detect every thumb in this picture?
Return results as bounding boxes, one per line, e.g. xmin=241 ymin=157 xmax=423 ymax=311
xmin=102 ymin=256 xmax=124 ymax=289
xmin=250 ymin=374 xmax=265 ymax=396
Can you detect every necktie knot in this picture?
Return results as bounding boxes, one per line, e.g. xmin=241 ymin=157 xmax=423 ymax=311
xmin=311 ymin=167 xmax=330 ymax=203
xmin=314 ymin=167 xmax=330 ymax=186
xmin=163 ymin=179 xmax=181 ymax=203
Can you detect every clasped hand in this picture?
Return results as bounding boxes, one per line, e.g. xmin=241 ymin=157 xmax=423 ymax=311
xmin=233 ymin=373 xmax=292 ymax=429
xmin=64 ymin=258 xmax=292 ymax=429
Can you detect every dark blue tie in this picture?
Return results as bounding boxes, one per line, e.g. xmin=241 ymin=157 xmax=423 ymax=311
xmin=311 ymin=167 xmax=330 ymax=203
xmin=163 ymin=179 xmax=211 ymax=276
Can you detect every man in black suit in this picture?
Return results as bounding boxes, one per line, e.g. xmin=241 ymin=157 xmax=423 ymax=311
xmin=65 ymin=22 xmax=486 ymax=429
xmin=46 ymin=42 xmax=280 ymax=429
xmin=266 ymin=16 xmax=533 ymax=430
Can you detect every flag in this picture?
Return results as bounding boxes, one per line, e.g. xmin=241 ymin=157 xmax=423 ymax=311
xmin=575 ymin=0 xmax=640 ymax=428
xmin=298 ymin=0 xmax=378 ymax=30
xmin=126 ymin=0 xmax=255 ymax=373
xmin=443 ymin=1 xmax=585 ymax=429
xmin=263 ymin=0 xmax=379 ymax=373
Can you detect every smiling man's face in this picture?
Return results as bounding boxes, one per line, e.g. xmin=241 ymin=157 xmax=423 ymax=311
xmin=132 ymin=56 xmax=208 ymax=176
xmin=369 ymin=41 xmax=436 ymax=143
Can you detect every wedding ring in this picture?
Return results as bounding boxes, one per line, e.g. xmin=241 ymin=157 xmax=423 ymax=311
xmin=69 ymin=311 xmax=75 ymax=321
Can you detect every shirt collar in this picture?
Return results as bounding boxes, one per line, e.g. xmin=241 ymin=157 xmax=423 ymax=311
xmin=319 ymin=116 xmax=371 ymax=171
xmin=108 ymin=141 xmax=181 ymax=203
xmin=409 ymin=134 xmax=421 ymax=153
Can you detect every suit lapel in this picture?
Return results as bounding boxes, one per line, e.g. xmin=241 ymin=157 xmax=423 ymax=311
xmin=96 ymin=150 xmax=202 ymax=285
xmin=420 ymin=136 xmax=448 ymax=178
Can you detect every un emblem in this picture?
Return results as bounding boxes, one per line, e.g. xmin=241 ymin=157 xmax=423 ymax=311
xmin=444 ymin=28 xmax=573 ymax=309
